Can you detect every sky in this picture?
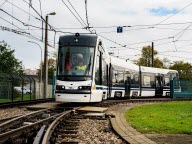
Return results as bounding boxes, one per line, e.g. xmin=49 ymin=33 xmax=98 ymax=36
xmin=1 ymin=0 xmax=192 ymax=70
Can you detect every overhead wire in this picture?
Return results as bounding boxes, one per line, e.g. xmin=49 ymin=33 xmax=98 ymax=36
xmin=0 ymin=13 xmax=56 ymax=48
xmin=77 ymin=21 xmax=192 ymax=30
xmin=61 ymin=0 xmax=86 ymax=28
xmin=85 ymin=0 xmax=89 ymax=26
xmin=155 ymin=1 xmax=192 ymax=25
xmin=0 ymin=16 xmax=41 ymax=41
xmin=38 ymin=0 xmax=43 ymax=40
xmin=28 ymin=0 xmax=32 ymax=30
xmin=158 ymin=53 xmax=192 ymax=60
xmin=0 ymin=1 xmax=51 ymax=44
xmin=66 ymin=0 xmax=87 ymax=27
xmin=22 ymin=0 xmax=62 ymax=47
xmin=6 ymin=0 xmax=41 ymax=21
xmin=0 ymin=8 xmax=44 ymax=39
xmin=0 ymin=0 xmax=7 ymax=8
xmin=11 ymin=0 xmax=13 ymax=24
xmin=84 ymin=0 xmax=92 ymax=33
xmin=174 ymin=24 xmax=192 ymax=41
xmin=22 ymin=0 xmax=54 ymax=30
xmin=155 ymin=27 xmax=192 ymax=31
xmin=3 ymin=0 xmax=192 ymax=60
xmin=22 ymin=0 xmax=75 ymax=37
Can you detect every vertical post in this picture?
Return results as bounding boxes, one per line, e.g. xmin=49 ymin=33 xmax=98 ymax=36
xmin=31 ymin=77 xmax=36 ymax=99
xmin=139 ymin=66 xmax=142 ymax=96
xmin=19 ymin=76 xmax=24 ymax=101
xmin=170 ymin=73 xmax=174 ymax=98
xmin=44 ymin=15 xmax=48 ymax=99
xmin=9 ymin=74 xmax=14 ymax=102
xmin=40 ymin=47 xmax=42 ymax=99
xmin=152 ymin=42 xmax=154 ymax=67
xmin=52 ymin=71 xmax=56 ymax=98
xmin=28 ymin=77 xmax=32 ymax=100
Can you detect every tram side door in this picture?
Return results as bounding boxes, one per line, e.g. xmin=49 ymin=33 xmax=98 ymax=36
xmin=155 ymin=76 xmax=163 ymax=96
xmin=124 ymin=76 xmax=131 ymax=97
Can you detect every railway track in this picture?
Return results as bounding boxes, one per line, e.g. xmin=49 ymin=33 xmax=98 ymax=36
xmin=0 ymin=97 xmax=191 ymax=144
xmin=40 ymin=107 xmax=125 ymax=144
xmin=0 ymin=98 xmax=54 ymax=108
xmin=0 ymin=108 xmax=72 ymax=144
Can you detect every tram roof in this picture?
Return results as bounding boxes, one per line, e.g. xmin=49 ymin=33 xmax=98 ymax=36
xmin=110 ymin=56 xmax=177 ymax=74
xmin=140 ymin=66 xmax=178 ymax=74
xmin=59 ymin=33 xmax=98 ymax=47
xmin=110 ymin=56 xmax=139 ymax=72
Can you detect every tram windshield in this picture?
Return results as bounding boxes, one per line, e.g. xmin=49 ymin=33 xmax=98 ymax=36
xmin=57 ymin=46 xmax=94 ymax=80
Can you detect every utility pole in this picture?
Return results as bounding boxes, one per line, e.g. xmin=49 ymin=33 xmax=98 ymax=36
xmin=44 ymin=15 xmax=48 ymax=98
xmin=43 ymin=12 xmax=56 ymax=98
xmin=152 ymin=42 xmax=154 ymax=67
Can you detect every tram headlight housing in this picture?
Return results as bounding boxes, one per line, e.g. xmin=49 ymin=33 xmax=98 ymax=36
xmin=78 ymin=86 xmax=91 ymax=90
xmin=56 ymin=85 xmax=65 ymax=90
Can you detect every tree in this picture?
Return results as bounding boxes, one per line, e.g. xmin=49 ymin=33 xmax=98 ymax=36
xmin=39 ymin=58 xmax=56 ymax=84
xmin=0 ymin=41 xmax=23 ymax=74
xmin=162 ymin=58 xmax=170 ymax=68
xmin=135 ymin=45 xmax=164 ymax=68
xmin=48 ymin=58 xmax=56 ymax=83
xmin=169 ymin=61 xmax=192 ymax=80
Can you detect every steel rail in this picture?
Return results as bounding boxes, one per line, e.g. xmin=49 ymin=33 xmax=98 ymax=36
xmin=0 ymin=98 xmax=54 ymax=108
xmin=0 ymin=112 xmax=62 ymax=143
xmin=0 ymin=115 xmax=22 ymax=124
xmin=42 ymin=110 xmax=72 ymax=144
xmin=0 ymin=109 xmax=47 ymax=131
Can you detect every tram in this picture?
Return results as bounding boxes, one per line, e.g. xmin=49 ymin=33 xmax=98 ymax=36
xmin=55 ymin=33 xmax=180 ymax=102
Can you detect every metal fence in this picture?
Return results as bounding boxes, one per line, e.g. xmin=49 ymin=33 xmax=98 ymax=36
xmin=173 ymin=80 xmax=192 ymax=99
xmin=0 ymin=73 xmax=36 ymax=102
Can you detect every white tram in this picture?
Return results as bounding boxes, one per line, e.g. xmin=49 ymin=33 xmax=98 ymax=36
xmin=55 ymin=33 xmax=180 ymax=102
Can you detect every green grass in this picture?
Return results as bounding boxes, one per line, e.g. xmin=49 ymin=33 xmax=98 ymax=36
xmin=14 ymin=94 xmax=33 ymax=101
xmin=124 ymin=101 xmax=192 ymax=134
xmin=0 ymin=99 xmax=12 ymax=102
xmin=0 ymin=94 xmax=34 ymax=102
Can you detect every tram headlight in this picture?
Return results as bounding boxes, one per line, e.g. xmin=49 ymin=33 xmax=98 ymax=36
xmin=56 ymin=85 xmax=65 ymax=90
xmin=78 ymin=86 xmax=91 ymax=90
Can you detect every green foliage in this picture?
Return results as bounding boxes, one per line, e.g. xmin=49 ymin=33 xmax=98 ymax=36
xmin=0 ymin=41 xmax=23 ymax=74
xmin=169 ymin=61 xmax=192 ymax=80
xmin=135 ymin=45 xmax=164 ymax=68
xmin=38 ymin=58 xmax=56 ymax=84
xmin=125 ymin=101 xmax=192 ymax=134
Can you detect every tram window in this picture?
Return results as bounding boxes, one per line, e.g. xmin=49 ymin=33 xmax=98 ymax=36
xmin=112 ymin=70 xmax=118 ymax=84
xmin=102 ymin=60 xmax=107 ymax=86
xmin=57 ymin=49 xmax=64 ymax=75
xmin=164 ymin=77 xmax=170 ymax=86
xmin=118 ymin=71 xmax=124 ymax=86
xmin=142 ymin=74 xmax=155 ymax=88
xmin=112 ymin=70 xmax=124 ymax=87
xmin=95 ymin=55 xmax=100 ymax=85
xmin=131 ymin=74 xmax=139 ymax=88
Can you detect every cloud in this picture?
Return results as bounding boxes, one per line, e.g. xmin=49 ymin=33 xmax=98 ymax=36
xmin=149 ymin=7 xmax=178 ymax=16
